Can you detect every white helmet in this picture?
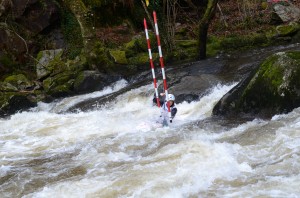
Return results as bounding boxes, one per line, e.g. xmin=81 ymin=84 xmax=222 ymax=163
xmin=168 ymin=94 xmax=175 ymax=101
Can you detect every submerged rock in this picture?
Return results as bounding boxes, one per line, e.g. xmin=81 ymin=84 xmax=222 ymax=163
xmin=213 ymin=51 xmax=300 ymax=118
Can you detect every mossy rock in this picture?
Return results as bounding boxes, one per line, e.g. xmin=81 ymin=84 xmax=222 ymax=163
xmin=173 ymin=40 xmax=198 ymax=60
xmin=43 ymin=71 xmax=77 ymax=97
xmin=109 ymin=50 xmax=128 ymax=65
xmin=65 ymin=54 xmax=88 ymax=72
xmin=128 ymin=52 xmax=158 ymax=66
xmin=0 ymin=92 xmax=37 ymax=117
xmin=87 ymin=42 xmax=113 ymax=72
xmin=213 ymin=51 xmax=300 ymax=118
xmin=0 ymin=82 xmax=18 ymax=92
xmin=220 ymin=34 xmax=269 ymax=51
xmin=124 ymin=34 xmax=156 ymax=58
xmin=36 ymin=49 xmax=64 ymax=79
xmin=73 ymin=70 xmax=106 ymax=94
xmin=276 ymin=22 xmax=300 ymax=37
xmin=4 ymin=74 xmax=34 ymax=90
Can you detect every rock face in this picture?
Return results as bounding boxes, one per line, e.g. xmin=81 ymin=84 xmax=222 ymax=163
xmin=213 ymin=51 xmax=300 ymax=118
xmin=273 ymin=2 xmax=300 ymax=23
xmin=169 ymin=75 xmax=221 ymax=103
xmin=36 ymin=49 xmax=63 ymax=79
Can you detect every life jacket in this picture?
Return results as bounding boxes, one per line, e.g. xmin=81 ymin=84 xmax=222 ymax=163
xmin=161 ymin=101 xmax=177 ymax=118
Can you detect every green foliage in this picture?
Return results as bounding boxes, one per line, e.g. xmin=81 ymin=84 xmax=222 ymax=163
xmin=61 ymin=7 xmax=84 ymax=59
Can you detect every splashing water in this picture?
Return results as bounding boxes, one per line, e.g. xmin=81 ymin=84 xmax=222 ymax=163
xmin=1 ymin=80 xmax=300 ymax=198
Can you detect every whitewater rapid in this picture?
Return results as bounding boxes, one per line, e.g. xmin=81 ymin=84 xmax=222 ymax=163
xmin=1 ymin=80 xmax=300 ymax=197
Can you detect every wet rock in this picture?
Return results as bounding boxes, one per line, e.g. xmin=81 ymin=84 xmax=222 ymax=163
xmin=74 ymin=71 xmax=117 ymax=94
xmin=0 ymin=92 xmax=37 ymax=117
xmin=213 ymin=51 xmax=300 ymax=118
xmin=169 ymin=75 xmax=221 ymax=103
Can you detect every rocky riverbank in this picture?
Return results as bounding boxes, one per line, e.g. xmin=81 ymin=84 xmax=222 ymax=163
xmin=1 ymin=0 xmax=300 ymax=117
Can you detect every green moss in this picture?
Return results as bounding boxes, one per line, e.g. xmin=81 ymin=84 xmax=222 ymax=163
xmin=51 ymin=80 xmax=74 ymax=95
xmin=4 ymin=74 xmax=33 ymax=90
xmin=207 ymin=36 xmax=222 ymax=57
xmin=74 ymin=71 xmax=85 ymax=89
xmin=0 ymin=82 xmax=18 ymax=92
xmin=36 ymin=51 xmax=44 ymax=61
xmin=4 ymin=74 xmax=28 ymax=84
xmin=109 ymin=50 xmax=128 ymax=65
xmin=124 ymin=34 xmax=156 ymax=58
xmin=261 ymin=56 xmax=284 ymax=90
xmin=176 ymin=40 xmax=197 ymax=48
xmin=237 ymin=51 xmax=300 ymax=113
xmin=61 ymin=7 xmax=84 ymax=59
xmin=220 ymin=34 xmax=269 ymax=51
xmin=286 ymin=51 xmax=300 ymax=60
xmin=128 ymin=53 xmax=153 ymax=65
xmin=276 ymin=23 xmax=300 ymax=36
xmin=88 ymin=41 xmax=113 ymax=71
xmin=43 ymin=71 xmax=76 ymax=95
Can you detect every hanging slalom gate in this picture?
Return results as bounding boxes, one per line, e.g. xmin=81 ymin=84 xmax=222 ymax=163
xmin=143 ymin=11 xmax=172 ymax=122
xmin=144 ymin=18 xmax=160 ymax=108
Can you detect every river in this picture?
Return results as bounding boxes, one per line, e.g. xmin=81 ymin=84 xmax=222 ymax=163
xmin=1 ymin=45 xmax=300 ymax=197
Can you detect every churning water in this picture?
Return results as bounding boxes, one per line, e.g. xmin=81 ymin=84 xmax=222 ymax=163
xmin=1 ymin=79 xmax=300 ymax=198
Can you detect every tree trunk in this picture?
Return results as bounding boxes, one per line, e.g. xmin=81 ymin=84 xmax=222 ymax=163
xmin=198 ymin=0 xmax=218 ymax=60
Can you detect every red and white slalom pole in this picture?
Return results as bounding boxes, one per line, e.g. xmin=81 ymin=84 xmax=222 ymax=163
xmin=144 ymin=18 xmax=161 ymax=108
xmin=153 ymin=11 xmax=172 ymax=121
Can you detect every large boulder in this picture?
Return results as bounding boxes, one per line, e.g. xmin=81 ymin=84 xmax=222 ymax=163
xmin=169 ymin=75 xmax=221 ymax=103
xmin=273 ymin=2 xmax=300 ymax=23
xmin=0 ymin=92 xmax=37 ymax=117
xmin=36 ymin=49 xmax=63 ymax=79
xmin=37 ymin=49 xmax=90 ymax=97
xmin=213 ymin=51 xmax=300 ymax=118
xmin=74 ymin=70 xmax=119 ymax=94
